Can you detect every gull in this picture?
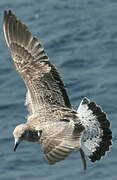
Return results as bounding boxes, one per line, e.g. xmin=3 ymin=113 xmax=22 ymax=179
xmin=3 ymin=10 xmax=112 ymax=169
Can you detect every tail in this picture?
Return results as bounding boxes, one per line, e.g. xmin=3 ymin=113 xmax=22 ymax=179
xmin=77 ymin=97 xmax=112 ymax=167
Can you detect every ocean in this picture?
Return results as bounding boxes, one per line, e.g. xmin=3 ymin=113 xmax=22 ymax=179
xmin=0 ymin=0 xmax=116 ymax=179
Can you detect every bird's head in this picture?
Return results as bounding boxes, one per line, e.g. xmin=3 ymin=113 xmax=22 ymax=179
xmin=13 ymin=123 xmax=28 ymax=152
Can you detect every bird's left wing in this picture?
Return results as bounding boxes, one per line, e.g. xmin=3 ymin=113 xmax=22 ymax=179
xmin=41 ymin=120 xmax=84 ymax=164
xmin=3 ymin=10 xmax=71 ymax=117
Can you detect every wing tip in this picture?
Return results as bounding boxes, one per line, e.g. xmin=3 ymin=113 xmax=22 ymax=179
xmin=4 ymin=9 xmax=13 ymax=16
xmin=3 ymin=9 xmax=16 ymax=48
xmin=3 ymin=9 xmax=14 ymax=22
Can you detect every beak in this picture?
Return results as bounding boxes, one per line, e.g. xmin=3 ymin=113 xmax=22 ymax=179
xmin=14 ymin=138 xmax=20 ymax=152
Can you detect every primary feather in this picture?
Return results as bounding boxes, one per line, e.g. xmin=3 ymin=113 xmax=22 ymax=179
xmin=3 ymin=10 xmax=71 ymax=117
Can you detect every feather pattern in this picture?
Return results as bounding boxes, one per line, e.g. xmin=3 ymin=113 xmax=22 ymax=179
xmin=3 ymin=10 xmax=112 ymax=168
xmin=77 ymin=97 xmax=112 ymax=162
xmin=40 ymin=119 xmax=84 ymax=164
xmin=3 ymin=10 xmax=71 ymax=117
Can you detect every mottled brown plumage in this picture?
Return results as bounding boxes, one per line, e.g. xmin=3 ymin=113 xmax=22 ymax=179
xmin=3 ymin=10 xmax=84 ymax=165
xmin=3 ymin=10 xmax=112 ymax=169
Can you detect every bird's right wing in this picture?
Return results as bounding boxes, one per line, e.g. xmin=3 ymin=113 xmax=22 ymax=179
xmin=3 ymin=10 xmax=71 ymax=117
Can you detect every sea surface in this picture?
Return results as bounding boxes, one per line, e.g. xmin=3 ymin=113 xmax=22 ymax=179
xmin=0 ymin=0 xmax=116 ymax=179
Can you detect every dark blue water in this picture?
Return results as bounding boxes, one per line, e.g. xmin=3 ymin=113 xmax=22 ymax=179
xmin=0 ymin=0 xmax=116 ymax=179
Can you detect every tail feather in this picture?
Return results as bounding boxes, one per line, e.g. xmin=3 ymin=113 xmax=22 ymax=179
xmin=77 ymin=97 xmax=112 ymax=163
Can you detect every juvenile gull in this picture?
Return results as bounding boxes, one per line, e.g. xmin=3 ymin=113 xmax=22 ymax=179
xmin=3 ymin=10 xmax=112 ymax=169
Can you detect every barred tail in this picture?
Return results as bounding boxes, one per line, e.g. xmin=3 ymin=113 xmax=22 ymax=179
xmin=77 ymin=97 xmax=112 ymax=163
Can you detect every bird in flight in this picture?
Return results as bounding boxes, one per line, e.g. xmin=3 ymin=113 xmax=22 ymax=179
xmin=3 ymin=10 xmax=112 ymax=170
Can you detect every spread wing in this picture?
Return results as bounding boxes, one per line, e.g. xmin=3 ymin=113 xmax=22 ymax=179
xmin=3 ymin=10 xmax=71 ymax=116
xmin=41 ymin=120 xmax=84 ymax=164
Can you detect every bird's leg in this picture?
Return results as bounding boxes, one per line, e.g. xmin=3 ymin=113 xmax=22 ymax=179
xmin=80 ymin=148 xmax=87 ymax=170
